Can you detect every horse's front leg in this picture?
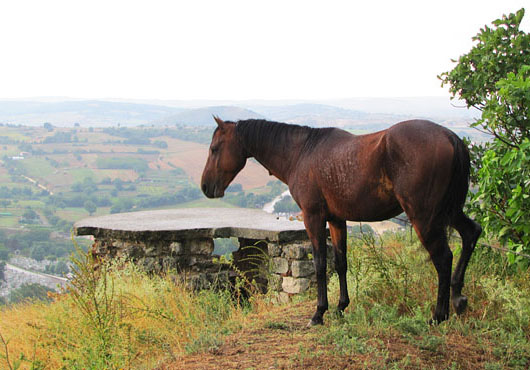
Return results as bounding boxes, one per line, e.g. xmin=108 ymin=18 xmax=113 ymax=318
xmin=329 ymin=220 xmax=349 ymax=314
xmin=303 ymin=212 xmax=328 ymax=326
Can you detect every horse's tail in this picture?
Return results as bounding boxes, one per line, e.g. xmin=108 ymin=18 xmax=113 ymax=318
xmin=439 ymin=133 xmax=471 ymax=226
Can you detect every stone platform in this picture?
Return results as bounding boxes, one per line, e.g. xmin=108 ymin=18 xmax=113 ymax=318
xmin=74 ymin=208 xmax=332 ymax=299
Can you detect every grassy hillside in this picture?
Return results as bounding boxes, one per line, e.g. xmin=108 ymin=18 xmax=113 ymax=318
xmin=1 ymin=232 xmax=528 ymax=369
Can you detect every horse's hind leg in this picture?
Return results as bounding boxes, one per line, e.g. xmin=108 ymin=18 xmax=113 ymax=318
xmin=411 ymin=220 xmax=453 ymax=323
xmin=329 ymin=220 xmax=349 ymax=313
xmin=450 ymin=212 xmax=482 ymax=314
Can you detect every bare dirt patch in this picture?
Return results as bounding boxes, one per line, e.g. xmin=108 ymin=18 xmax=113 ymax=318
xmin=160 ymin=300 xmax=498 ymax=370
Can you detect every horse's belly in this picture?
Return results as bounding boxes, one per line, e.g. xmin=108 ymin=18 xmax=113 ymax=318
xmin=325 ymin=193 xmax=402 ymax=222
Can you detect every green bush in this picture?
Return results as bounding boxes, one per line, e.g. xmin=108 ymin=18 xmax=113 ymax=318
xmin=440 ymin=9 xmax=530 ymax=264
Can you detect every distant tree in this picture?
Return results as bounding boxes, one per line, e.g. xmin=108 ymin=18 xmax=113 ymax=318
xmin=153 ymin=140 xmax=168 ymax=149
xmin=0 ymin=244 xmax=8 ymax=260
xmin=226 ymin=183 xmax=243 ymax=192
xmin=30 ymin=245 xmax=47 ymax=261
xmin=350 ymin=224 xmax=375 ymax=235
xmin=18 ymin=142 xmax=33 ymax=153
xmin=274 ymin=196 xmax=301 ymax=214
xmin=21 ymin=208 xmax=39 ymax=224
xmin=111 ymin=198 xmax=134 ymax=214
xmin=22 ymin=208 xmax=38 ymax=220
xmin=113 ymin=178 xmax=124 ymax=191
xmin=83 ymin=200 xmax=97 ymax=216
xmin=71 ymin=182 xmax=83 ymax=192
xmin=54 ymin=260 xmax=69 ymax=275
xmin=43 ymin=122 xmax=54 ymax=131
xmin=170 ymin=167 xmax=186 ymax=176
xmin=46 ymin=260 xmax=69 ymax=276
xmin=43 ymin=131 xmax=72 ymax=143
xmin=9 ymin=283 xmax=54 ymax=304
xmin=0 ymin=261 xmax=5 ymax=281
xmin=74 ymin=122 xmax=80 ymax=127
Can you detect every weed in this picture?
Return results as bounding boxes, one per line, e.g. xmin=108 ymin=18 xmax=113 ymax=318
xmin=184 ymin=329 xmax=223 ymax=355
xmin=263 ymin=321 xmax=289 ymax=330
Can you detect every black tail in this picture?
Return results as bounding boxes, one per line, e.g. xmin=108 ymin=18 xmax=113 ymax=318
xmin=440 ymin=134 xmax=471 ymax=225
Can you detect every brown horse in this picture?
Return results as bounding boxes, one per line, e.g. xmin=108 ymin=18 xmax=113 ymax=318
xmin=201 ymin=117 xmax=482 ymax=326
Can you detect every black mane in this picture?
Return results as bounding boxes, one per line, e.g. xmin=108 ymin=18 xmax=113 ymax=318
xmin=233 ymin=119 xmax=333 ymax=158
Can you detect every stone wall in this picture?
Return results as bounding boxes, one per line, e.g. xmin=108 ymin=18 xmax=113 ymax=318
xmin=267 ymin=241 xmax=334 ymax=302
xmin=76 ymin=208 xmax=333 ymax=299
xmin=89 ymin=234 xmax=333 ymax=299
xmin=91 ymin=236 xmax=232 ymax=290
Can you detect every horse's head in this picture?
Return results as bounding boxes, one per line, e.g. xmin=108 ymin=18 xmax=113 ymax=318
xmin=201 ymin=117 xmax=247 ymax=198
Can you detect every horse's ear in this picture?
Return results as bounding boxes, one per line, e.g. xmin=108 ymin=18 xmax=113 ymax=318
xmin=213 ymin=116 xmax=227 ymax=130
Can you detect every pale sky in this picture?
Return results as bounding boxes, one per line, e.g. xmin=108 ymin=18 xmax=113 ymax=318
xmin=0 ymin=0 xmax=528 ymax=100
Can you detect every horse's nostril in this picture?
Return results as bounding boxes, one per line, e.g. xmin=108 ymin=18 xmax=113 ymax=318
xmin=201 ymin=183 xmax=207 ymax=194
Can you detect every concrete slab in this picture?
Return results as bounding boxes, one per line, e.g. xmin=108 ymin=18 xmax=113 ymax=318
xmin=74 ymin=208 xmax=310 ymax=243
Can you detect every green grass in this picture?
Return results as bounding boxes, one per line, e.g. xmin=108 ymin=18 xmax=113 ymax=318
xmin=19 ymin=157 xmax=56 ymax=178
xmin=66 ymin=168 xmax=97 ymax=181
xmin=56 ymin=207 xmax=91 ymax=221
xmin=137 ymin=185 xmax=170 ymax=195
xmin=0 ymin=214 xmax=19 ymax=227
xmin=0 ymin=128 xmax=33 ymax=141
xmin=0 ymin=145 xmax=21 ymax=157
xmin=320 ymin=232 xmax=530 ymax=368
xmin=17 ymin=200 xmax=46 ymax=208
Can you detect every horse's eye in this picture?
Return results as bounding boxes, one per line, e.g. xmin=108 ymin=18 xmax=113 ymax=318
xmin=211 ymin=146 xmax=219 ymax=154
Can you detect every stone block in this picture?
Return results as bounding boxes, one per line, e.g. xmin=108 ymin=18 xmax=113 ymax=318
xmin=161 ymin=256 xmax=178 ymax=271
xmin=188 ymin=238 xmax=214 ymax=255
xmin=278 ymin=291 xmax=290 ymax=304
xmin=143 ymin=245 xmax=160 ymax=257
xmin=283 ymin=243 xmax=312 ymax=260
xmin=291 ymin=260 xmax=314 ymax=278
xmin=271 ymin=257 xmax=288 ymax=274
xmin=267 ymin=243 xmax=282 ymax=257
xmin=121 ymin=243 xmax=144 ymax=259
xmin=282 ymin=276 xmax=310 ymax=294
xmin=169 ymin=241 xmax=184 ymax=255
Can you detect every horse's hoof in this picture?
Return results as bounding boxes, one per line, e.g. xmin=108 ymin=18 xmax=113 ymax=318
xmin=452 ymin=295 xmax=468 ymax=315
xmin=429 ymin=314 xmax=448 ymax=325
xmin=307 ymin=317 xmax=323 ymax=328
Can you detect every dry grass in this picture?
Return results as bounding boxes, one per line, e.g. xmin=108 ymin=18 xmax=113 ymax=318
xmin=0 ymin=260 xmax=253 ymax=369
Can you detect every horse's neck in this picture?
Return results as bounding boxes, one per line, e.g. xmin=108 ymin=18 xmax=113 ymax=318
xmin=246 ymin=138 xmax=305 ymax=184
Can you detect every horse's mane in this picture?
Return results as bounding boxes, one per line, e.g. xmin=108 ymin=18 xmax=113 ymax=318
xmin=233 ymin=119 xmax=332 ymax=158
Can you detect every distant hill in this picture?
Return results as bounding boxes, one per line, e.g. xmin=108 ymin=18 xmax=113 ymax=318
xmin=251 ymin=103 xmax=367 ymax=122
xmin=0 ymin=97 xmax=479 ymax=129
xmin=0 ymin=100 xmax=182 ymax=126
xmin=247 ymin=103 xmax=406 ymax=128
xmin=155 ymin=106 xmax=265 ymax=126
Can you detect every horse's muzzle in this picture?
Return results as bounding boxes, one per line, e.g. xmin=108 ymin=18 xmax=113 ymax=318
xmin=201 ymin=182 xmax=224 ymax=198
